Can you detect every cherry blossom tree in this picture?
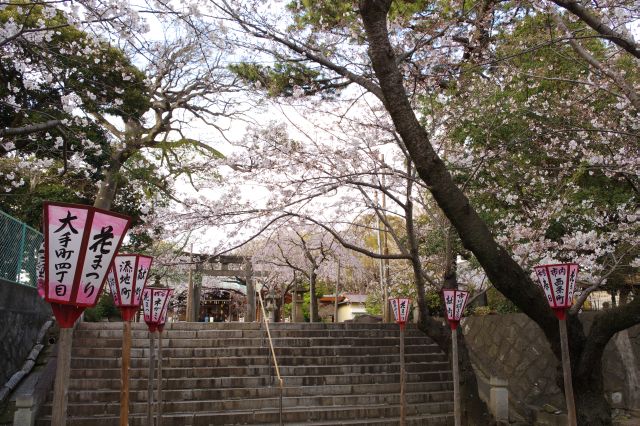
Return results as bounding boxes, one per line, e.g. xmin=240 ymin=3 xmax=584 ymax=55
xmin=192 ymin=0 xmax=637 ymax=423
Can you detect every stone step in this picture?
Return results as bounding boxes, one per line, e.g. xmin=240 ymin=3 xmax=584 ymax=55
xmin=42 ymin=398 xmax=453 ymax=423
xmin=77 ymin=322 xmax=418 ymax=331
xmin=70 ymin=352 xmax=447 ymax=368
xmin=63 ymin=382 xmax=454 ymax=403
xmin=69 ymin=361 xmax=451 ymax=379
xmin=37 ymin=412 xmax=453 ymax=426
xmin=41 ymin=323 xmax=453 ymax=424
xmin=72 ymin=344 xmax=441 ymax=358
xmin=73 ymin=328 xmax=428 ymax=339
xmin=69 ymin=371 xmax=453 ymax=391
xmin=71 ymin=336 xmax=433 ymax=349
xmin=41 ymin=391 xmax=453 ymax=417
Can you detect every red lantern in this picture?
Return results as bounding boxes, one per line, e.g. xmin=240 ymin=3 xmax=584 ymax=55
xmin=43 ymin=202 xmax=131 ymax=327
xmin=534 ymin=263 xmax=579 ymax=320
xmin=443 ymin=289 xmax=469 ymax=330
xmin=107 ymin=254 xmax=153 ymax=321
xmin=142 ymin=287 xmax=173 ymax=332
xmin=390 ymin=297 xmax=411 ymax=329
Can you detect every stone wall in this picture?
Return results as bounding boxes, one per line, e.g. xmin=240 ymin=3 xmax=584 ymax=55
xmin=0 ymin=279 xmax=52 ymax=386
xmin=462 ymin=313 xmax=640 ymax=422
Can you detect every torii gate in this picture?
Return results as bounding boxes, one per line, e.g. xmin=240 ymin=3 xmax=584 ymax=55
xmin=185 ymin=255 xmax=267 ymax=322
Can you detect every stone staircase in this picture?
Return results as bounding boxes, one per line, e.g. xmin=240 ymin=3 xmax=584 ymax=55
xmin=37 ymin=322 xmax=454 ymax=425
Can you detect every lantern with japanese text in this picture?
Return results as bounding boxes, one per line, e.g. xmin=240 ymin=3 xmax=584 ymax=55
xmin=389 ymin=297 xmax=411 ymax=329
xmin=442 ymin=288 xmax=469 ymax=426
xmin=442 ymin=289 xmax=469 ymax=330
xmin=534 ymin=262 xmax=579 ymax=425
xmin=43 ymin=202 xmax=131 ymax=327
xmin=157 ymin=291 xmax=172 ymax=333
xmin=534 ymin=263 xmax=579 ymax=320
xmin=142 ymin=287 xmax=173 ymax=332
xmin=107 ymin=254 xmax=153 ymax=321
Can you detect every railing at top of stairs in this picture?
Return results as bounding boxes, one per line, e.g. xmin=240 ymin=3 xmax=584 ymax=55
xmin=257 ymin=290 xmax=284 ymax=426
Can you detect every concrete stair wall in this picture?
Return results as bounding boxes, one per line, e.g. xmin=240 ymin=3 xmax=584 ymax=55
xmin=37 ymin=322 xmax=454 ymax=425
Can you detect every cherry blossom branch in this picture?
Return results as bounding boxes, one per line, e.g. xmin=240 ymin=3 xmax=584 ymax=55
xmin=550 ymin=0 xmax=640 ymax=59
xmin=550 ymin=10 xmax=640 ymax=111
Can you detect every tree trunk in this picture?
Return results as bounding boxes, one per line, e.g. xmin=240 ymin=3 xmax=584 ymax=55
xmin=405 ymin=200 xmax=493 ymax=424
xmin=574 ymin=359 xmax=610 ymax=425
xmin=619 ymin=287 xmax=630 ymax=305
xmin=94 ymin=161 xmax=121 ymax=210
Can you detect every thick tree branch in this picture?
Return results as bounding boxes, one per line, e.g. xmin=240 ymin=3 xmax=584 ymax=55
xmin=283 ymin=212 xmax=411 ymax=261
xmin=551 ymin=11 xmax=640 ymax=111
xmin=578 ymin=296 xmax=640 ymax=377
xmin=358 ymin=0 xmax=559 ymax=340
xmin=551 ymin=0 xmax=640 ymax=59
xmin=0 ymin=119 xmax=63 ymax=138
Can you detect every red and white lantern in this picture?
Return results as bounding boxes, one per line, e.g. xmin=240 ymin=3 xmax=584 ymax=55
xmin=534 ymin=263 xmax=579 ymax=320
xmin=107 ymin=254 xmax=153 ymax=321
xmin=142 ymin=287 xmax=173 ymax=332
xmin=43 ymin=202 xmax=131 ymax=327
xmin=390 ymin=297 xmax=411 ymax=329
xmin=443 ymin=289 xmax=469 ymax=330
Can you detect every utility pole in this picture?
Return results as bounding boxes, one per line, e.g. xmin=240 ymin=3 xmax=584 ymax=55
xmin=380 ymin=154 xmax=391 ymax=323
xmin=186 ymin=244 xmax=194 ymax=321
xmin=334 ymin=260 xmax=340 ymax=323
xmin=375 ymin=191 xmax=386 ymax=322
xmin=245 ymin=259 xmax=256 ymax=322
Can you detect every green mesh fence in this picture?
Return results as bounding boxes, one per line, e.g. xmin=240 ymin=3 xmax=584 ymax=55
xmin=0 ymin=210 xmax=43 ymax=287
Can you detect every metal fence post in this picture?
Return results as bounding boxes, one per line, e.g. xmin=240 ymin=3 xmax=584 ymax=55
xmin=15 ymin=222 xmax=27 ymax=282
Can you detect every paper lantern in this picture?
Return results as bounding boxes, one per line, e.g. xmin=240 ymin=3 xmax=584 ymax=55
xmin=43 ymin=202 xmax=131 ymax=327
xmin=534 ymin=263 xmax=579 ymax=320
xmin=142 ymin=287 xmax=173 ymax=332
xmin=157 ymin=291 xmax=173 ymax=332
xmin=443 ymin=289 xmax=469 ymax=330
xmin=107 ymin=254 xmax=153 ymax=321
xmin=390 ymin=297 xmax=411 ymax=328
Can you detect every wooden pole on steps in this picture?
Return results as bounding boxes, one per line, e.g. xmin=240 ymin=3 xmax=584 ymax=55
xmin=51 ymin=327 xmax=73 ymax=426
xmin=452 ymin=327 xmax=461 ymax=426
xmin=156 ymin=331 xmax=164 ymax=426
xmin=120 ymin=320 xmax=132 ymax=426
xmin=559 ymin=319 xmax=577 ymax=426
xmin=399 ymin=324 xmax=406 ymax=426
xmin=147 ymin=331 xmax=155 ymax=426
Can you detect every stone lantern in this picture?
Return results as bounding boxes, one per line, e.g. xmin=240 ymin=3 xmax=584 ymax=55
xmin=264 ymin=287 xmax=277 ymax=322
xmin=292 ymin=284 xmax=307 ymax=323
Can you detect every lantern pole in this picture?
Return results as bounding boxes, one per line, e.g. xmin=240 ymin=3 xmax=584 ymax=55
xmin=51 ymin=327 xmax=73 ymax=425
xmin=558 ymin=316 xmax=577 ymax=426
xmin=451 ymin=326 xmax=461 ymax=426
xmin=147 ymin=330 xmax=155 ymax=426
xmin=399 ymin=323 xmax=406 ymax=426
xmin=534 ymin=263 xmax=579 ymax=426
xmin=389 ymin=297 xmax=410 ymax=426
xmin=442 ymin=289 xmax=469 ymax=426
xmin=120 ymin=319 xmax=132 ymax=426
xmin=156 ymin=330 xmax=164 ymax=426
